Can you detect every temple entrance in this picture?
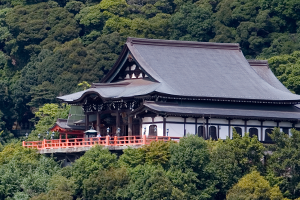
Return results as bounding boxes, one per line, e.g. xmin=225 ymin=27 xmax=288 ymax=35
xmin=97 ymin=113 xmax=141 ymax=136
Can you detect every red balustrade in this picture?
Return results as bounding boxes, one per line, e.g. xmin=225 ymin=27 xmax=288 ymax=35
xmin=22 ymin=135 xmax=181 ymax=150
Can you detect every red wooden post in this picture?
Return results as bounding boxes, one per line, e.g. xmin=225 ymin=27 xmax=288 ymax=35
xmin=106 ymin=135 xmax=109 ymax=146
xmin=22 ymin=141 xmax=25 ymax=147
xmin=143 ymin=134 xmax=146 ymax=145
xmin=114 ymin=136 xmax=117 ymax=145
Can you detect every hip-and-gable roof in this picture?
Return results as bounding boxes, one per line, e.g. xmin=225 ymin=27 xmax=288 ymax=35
xmin=58 ymin=38 xmax=300 ymax=103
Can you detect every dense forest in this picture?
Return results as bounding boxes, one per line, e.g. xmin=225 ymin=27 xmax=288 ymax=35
xmin=0 ymin=0 xmax=300 ymax=135
xmin=0 ymin=0 xmax=300 ymax=199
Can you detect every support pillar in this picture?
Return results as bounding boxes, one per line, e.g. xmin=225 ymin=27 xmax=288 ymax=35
xmin=97 ymin=112 xmax=101 ymax=134
xmin=85 ymin=114 xmax=89 ymax=131
xmin=163 ymin=117 xmax=166 ymax=136
xmin=243 ymin=119 xmax=248 ymax=134
xmin=195 ymin=118 xmax=198 ymax=136
xmin=260 ymin=120 xmax=264 ymax=141
xmin=183 ymin=117 xmax=186 ymax=136
xmin=116 ymin=111 xmax=120 ymax=136
xmin=206 ymin=117 xmax=209 ymax=139
xmin=128 ymin=116 xmax=133 ymax=136
xmin=228 ymin=119 xmax=231 ymax=139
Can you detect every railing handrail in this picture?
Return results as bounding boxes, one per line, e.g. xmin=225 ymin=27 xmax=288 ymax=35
xmin=22 ymin=135 xmax=181 ymax=150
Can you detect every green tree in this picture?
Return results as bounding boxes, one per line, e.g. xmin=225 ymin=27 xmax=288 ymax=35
xmin=71 ymin=145 xmax=118 ymax=197
xmin=227 ymin=170 xmax=287 ymax=200
xmin=268 ymin=51 xmax=300 ymax=94
xmin=170 ymin=2 xmax=214 ymax=41
xmin=209 ymin=130 xmax=265 ymax=199
xmin=28 ymin=103 xmax=70 ymax=140
xmin=82 ymin=167 xmax=129 ymax=199
xmin=0 ymin=143 xmax=61 ymax=199
xmin=267 ymin=128 xmax=300 ymax=199
xmin=169 ymin=135 xmax=217 ymax=199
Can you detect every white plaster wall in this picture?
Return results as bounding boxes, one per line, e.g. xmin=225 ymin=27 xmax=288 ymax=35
xmin=166 ymin=117 xmax=184 ymax=122
xmin=258 ymin=128 xmax=262 ymax=141
xmin=154 ymin=116 xmax=164 ymax=122
xmin=167 ymin=123 xmax=184 ymax=137
xmin=210 ymin=118 xmax=228 ymax=125
xmin=143 ymin=117 xmax=152 ymax=123
xmin=231 ymin=119 xmax=244 ymax=125
xmin=142 ymin=124 xmax=150 ymax=135
xmin=156 ymin=123 xmax=164 ymax=136
xmin=264 ymin=121 xmax=277 ymax=127
xmin=142 ymin=123 xmax=163 ymax=136
xmin=197 ymin=118 xmax=206 ymax=125
xmin=185 ymin=124 xmax=195 ymax=135
xmin=294 ymin=123 xmax=300 ymax=128
xmin=247 ymin=120 xmax=261 ymax=126
xmin=186 ymin=117 xmax=195 ymax=123
xmin=279 ymin=122 xmax=292 ymax=127
xmin=219 ymin=125 xmax=229 ymax=139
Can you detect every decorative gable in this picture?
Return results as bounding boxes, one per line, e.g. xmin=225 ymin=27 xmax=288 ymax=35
xmin=110 ymin=53 xmax=151 ymax=83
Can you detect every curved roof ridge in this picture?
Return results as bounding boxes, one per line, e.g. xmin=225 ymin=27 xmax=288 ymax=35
xmin=127 ymin=37 xmax=240 ymax=50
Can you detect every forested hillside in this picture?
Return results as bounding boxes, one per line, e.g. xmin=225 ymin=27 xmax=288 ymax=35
xmin=2 ymin=131 xmax=300 ymax=200
xmin=0 ymin=0 xmax=299 ymax=135
xmin=0 ymin=1 xmax=299 ymax=199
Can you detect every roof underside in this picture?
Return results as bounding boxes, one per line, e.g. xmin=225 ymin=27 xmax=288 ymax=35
xmin=142 ymin=102 xmax=300 ymax=121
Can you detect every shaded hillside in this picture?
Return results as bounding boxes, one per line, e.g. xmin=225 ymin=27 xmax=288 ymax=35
xmin=0 ymin=0 xmax=299 ymax=133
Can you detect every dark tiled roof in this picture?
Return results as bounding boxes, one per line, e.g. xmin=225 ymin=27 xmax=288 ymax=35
xmin=142 ymin=101 xmax=300 ymax=120
xmin=248 ymin=60 xmax=290 ymax=93
xmin=50 ymin=118 xmax=85 ymax=130
xmin=58 ymin=38 xmax=300 ymax=103
xmin=126 ymin=38 xmax=300 ymax=101
xmin=58 ymin=79 xmax=159 ymax=102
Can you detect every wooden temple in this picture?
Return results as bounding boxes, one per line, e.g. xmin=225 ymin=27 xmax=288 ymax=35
xmin=54 ymin=37 xmax=300 ymax=143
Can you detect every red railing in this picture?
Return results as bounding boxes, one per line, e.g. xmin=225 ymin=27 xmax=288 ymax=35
xmin=22 ymin=135 xmax=181 ymax=150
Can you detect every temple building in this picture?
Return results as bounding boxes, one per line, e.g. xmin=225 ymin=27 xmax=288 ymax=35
xmin=58 ymin=38 xmax=300 ymax=142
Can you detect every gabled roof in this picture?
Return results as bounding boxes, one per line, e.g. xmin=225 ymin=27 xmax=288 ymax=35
xmin=58 ymin=38 xmax=300 ymax=103
xmin=50 ymin=118 xmax=85 ymax=131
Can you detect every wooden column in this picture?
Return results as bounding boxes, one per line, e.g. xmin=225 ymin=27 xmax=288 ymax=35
xmin=228 ymin=119 xmax=231 ymax=139
xmin=206 ymin=117 xmax=209 ymax=139
xmin=195 ymin=118 xmax=198 ymax=135
xmin=260 ymin=120 xmax=264 ymax=141
xmin=128 ymin=115 xmax=133 ymax=136
xmin=116 ymin=111 xmax=120 ymax=136
xmin=85 ymin=114 xmax=89 ymax=131
xmin=163 ymin=117 xmax=166 ymax=136
xmin=184 ymin=117 xmax=186 ymax=136
xmin=97 ymin=112 xmax=101 ymax=134
xmin=276 ymin=121 xmax=280 ymax=128
xmin=244 ymin=119 xmax=248 ymax=134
